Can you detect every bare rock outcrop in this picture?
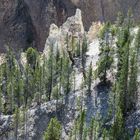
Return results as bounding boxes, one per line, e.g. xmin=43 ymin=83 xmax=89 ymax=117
xmin=0 ymin=100 xmax=64 ymax=140
xmin=43 ymin=8 xmax=84 ymax=56
xmin=1 ymin=0 xmax=140 ymax=52
xmin=0 ymin=115 xmax=13 ymax=140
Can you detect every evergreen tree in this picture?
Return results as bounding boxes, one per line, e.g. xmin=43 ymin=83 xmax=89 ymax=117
xmin=5 ymin=48 xmax=16 ymax=114
xmin=33 ymin=58 xmax=43 ymax=104
xmin=26 ymin=47 xmax=38 ymax=69
xmin=83 ymin=128 xmax=88 ymax=140
xmin=86 ymin=62 xmax=93 ymax=95
xmin=44 ymin=118 xmax=61 ymax=140
xmin=134 ymin=129 xmax=140 ymax=140
xmin=115 ymin=16 xmax=131 ymax=115
xmin=73 ymin=119 xmax=78 ymax=140
xmin=24 ymin=64 xmax=33 ymax=107
xmin=0 ymin=67 xmax=2 ymax=114
xmin=62 ymin=55 xmax=72 ymax=95
xmin=82 ymin=35 xmax=88 ymax=56
xmin=76 ymin=40 xmax=81 ymax=57
xmin=78 ymin=110 xmax=85 ymax=140
xmin=135 ymin=27 xmax=140 ymax=51
xmin=96 ymin=22 xmax=113 ymax=83
xmin=127 ymin=51 xmax=137 ymax=111
xmin=81 ymin=36 xmax=88 ymax=79
xmin=72 ymin=69 xmax=76 ymax=94
xmin=71 ymin=35 xmax=76 ymax=57
xmin=15 ymin=68 xmax=23 ymax=108
xmin=65 ymin=58 xmax=71 ymax=95
xmin=47 ymin=46 xmax=54 ymax=100
xmin=102 ymin=129 xmax=107 ymax=140
xmin=14 ymin=107 xmax=19 ymax=140
xmin=111 ymin=107 xmax=124 ymax=140
xmin=59 ymin=57 xmax=63 ymax=97
xmin=88 ymin=117 xmax=95 ymax=140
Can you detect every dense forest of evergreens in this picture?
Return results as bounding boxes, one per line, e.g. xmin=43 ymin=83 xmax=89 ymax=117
xmin=0 ymin=11 xmax=140 ymax=140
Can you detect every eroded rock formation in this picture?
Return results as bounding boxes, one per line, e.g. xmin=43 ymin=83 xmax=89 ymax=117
xmin=43 ymin=8 xmax=84 ymax=56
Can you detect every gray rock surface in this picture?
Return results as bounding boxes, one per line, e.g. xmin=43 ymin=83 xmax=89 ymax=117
xmin=0 ymin=115 xmax=14 ymax=140
xmin=0 ymin=0 xmax=76 ymax=52
xmin=0 ymin=100 xmax=64 ymax=140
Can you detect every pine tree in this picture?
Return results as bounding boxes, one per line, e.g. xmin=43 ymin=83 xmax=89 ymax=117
xmin=115 ymin=18 xmax=131 ymax=115
xmin=4 ymin=48 xmax=16 ymax=114
xmin=97 ymin=22 xmax=113 ymax=83
xmin=33 ymin=57 xmax=43 ymax=105
xmin=78 ymin=110 xmax=85 ymax=140
xmin=71 ymin=35 xmax=76 ymax=57
xmin=73 ymin=69 xmax=76 ymax=94
xmin=24 ymin=107 xmax=28 ymax=140
xmin=26 ymin=47 xmax=38 ymax=70
xmin=111 ymin=107 xmax=124 ymax=140
xmin=24 ymin=64 xmax=33 ymax=107
xmin=76 ymin=40 xmax=81 ymax=57
xmin=47 ymin=46 xmax=54 ymax=100
xmin=118 ymin=41 xmax=130 ymax=115
xmin=14 ymin=107 xmax=19 ymax=140
xmin=73 ymin=119 xmax=78 ymax=140
xmin=86 ymin=62 xmax=93 ymax=95
xmin=102 ymin=128 xmax=107 ymax=140
xmin=0 ymin=69 xmax=2 ymax=114
xmin=81 ymin=36 xmax=88 ymax=79
xmin=135 ymin=27 xmax=140 ymax=51
xmin=88 ymin=117 xmax=94 ymax=140
xmin=15 ymin=68 xmax=23 ymax=108
xmin=62 ymin=55 xmax=71 ymax=95
xmin=83 ymin=128 xmax=88 ymax=140
xmin=127 ymin=51 xmax=137 ymax=111
xmin=59 ymin=57 xmax=63 ymax=97
xmin=134 ymin=129 xmax=140 ymax=140
xmin=82 ymin=35 xmax=88 ymax=55
xmin=44 ymin=118 xmax=61 ymax=140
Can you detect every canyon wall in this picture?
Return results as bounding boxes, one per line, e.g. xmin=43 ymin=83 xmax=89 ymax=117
xmin=0 ymin=0 xmax=140 ymax=52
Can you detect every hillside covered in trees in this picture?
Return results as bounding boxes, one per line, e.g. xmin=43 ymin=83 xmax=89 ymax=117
xmin=0 ymin=8 xmax=140 ymax=140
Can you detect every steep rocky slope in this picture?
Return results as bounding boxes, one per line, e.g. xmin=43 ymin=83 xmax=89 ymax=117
xmin=0 ymin=9 xmax=102 ymax=140
xmin=0 ymin=7 xmax=140 ymax=140
xmin=0 ymin=0 xmax=140 ymax=52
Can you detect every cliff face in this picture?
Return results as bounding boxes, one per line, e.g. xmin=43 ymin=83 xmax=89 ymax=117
xmin=0 ymin=0 xmax=76 ymax=52
xmin=78 ymin=0 xmax=140 ymax=30
xmin=0 ymin=0 xmax=140 ymax=52
xmin=0 ymin=0 xmax=37 ymax=52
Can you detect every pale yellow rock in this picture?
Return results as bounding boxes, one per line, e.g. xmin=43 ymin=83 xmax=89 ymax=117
xmin=87 ymin=22 xmax=103 ymax=43
xmin=0 ymin=53 xmax=6 ymax=65
xmin=43 ymin=9 xmax=84 ymax=56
